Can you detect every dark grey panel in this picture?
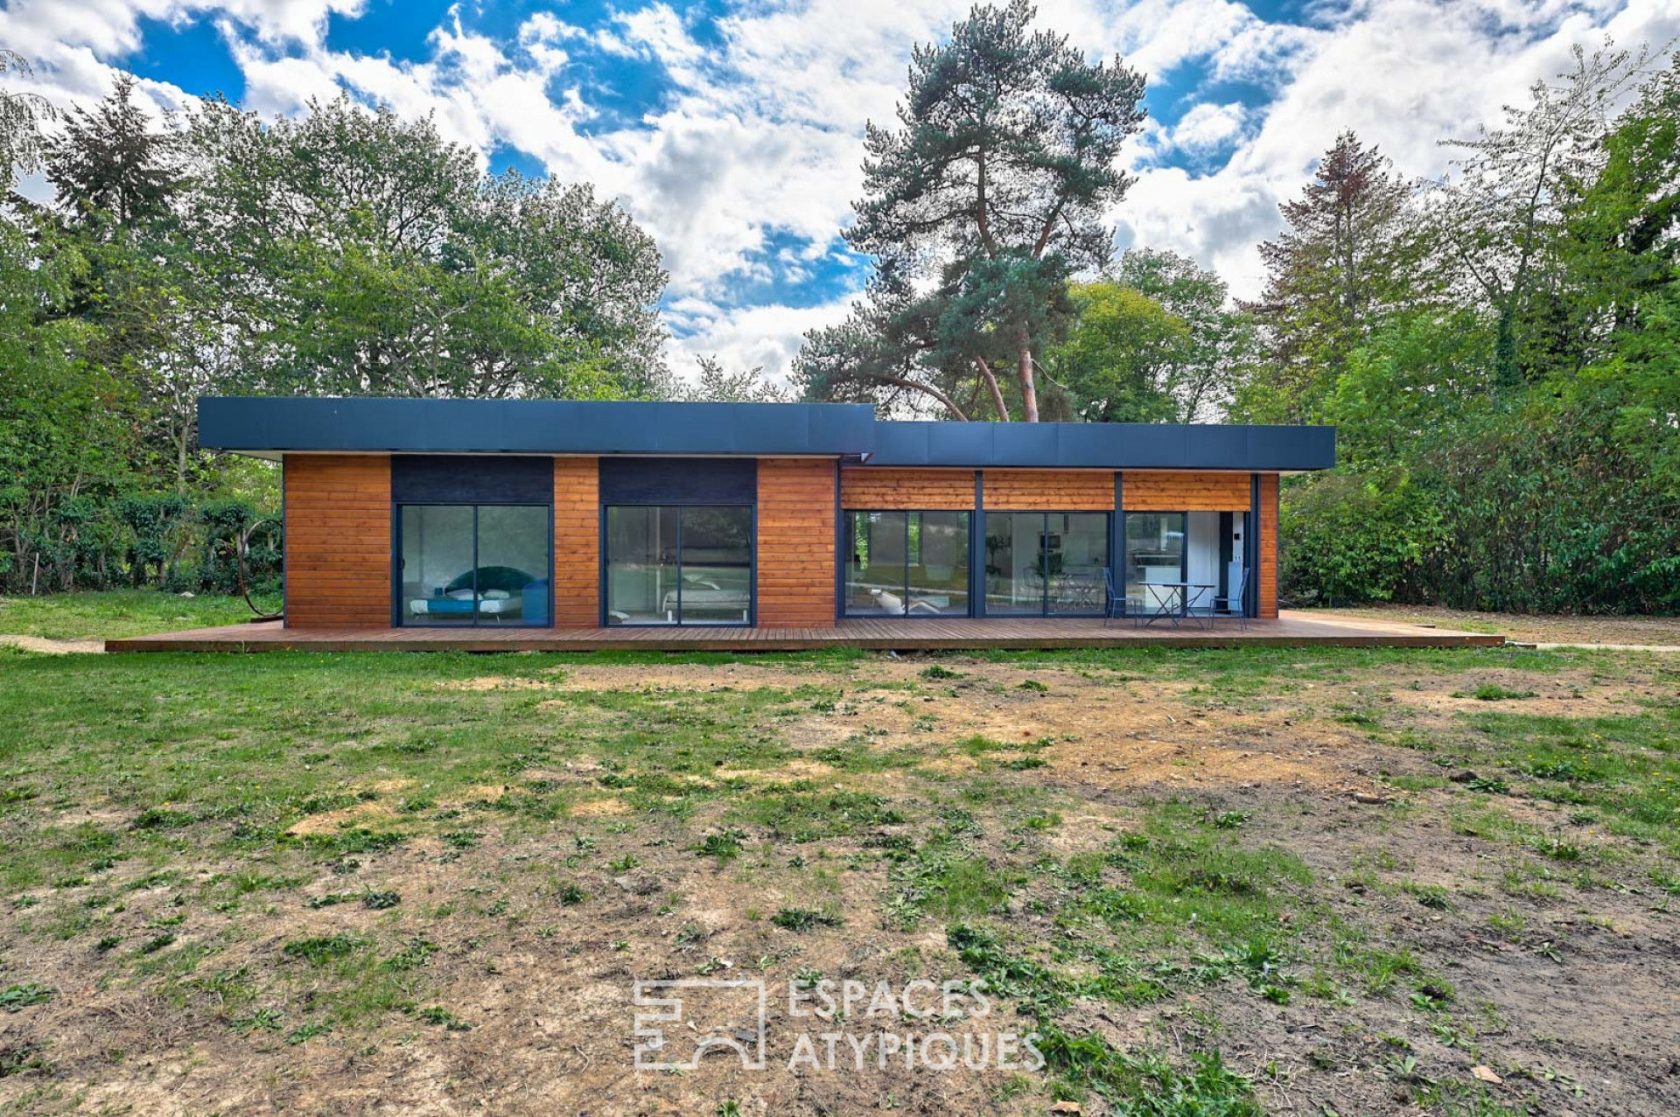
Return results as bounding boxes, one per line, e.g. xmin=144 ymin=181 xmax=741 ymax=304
xmin=600 ymin=457 xmax=757 ymax=505
xmin=198 ymin=397 xmax=1335 ymax=471
xmin=198 ymin=397 xmax=875 ymax=457
xmin=392 ymin=455 xmax=551 ymax=504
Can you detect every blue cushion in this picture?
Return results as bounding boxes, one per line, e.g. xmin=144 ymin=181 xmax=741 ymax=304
xmin=522 ymin=578 xmax=549 ymax=622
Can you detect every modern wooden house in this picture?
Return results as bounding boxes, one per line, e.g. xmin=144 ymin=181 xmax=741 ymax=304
xmin=197 ymin=396 xmax=1338 ymax=636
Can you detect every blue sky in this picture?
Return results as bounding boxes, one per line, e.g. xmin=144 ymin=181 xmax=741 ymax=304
xmin=3 ymin=0 xmax=1673 ymax=380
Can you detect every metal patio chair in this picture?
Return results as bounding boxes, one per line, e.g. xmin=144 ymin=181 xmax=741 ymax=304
xmin=1101 ymin=569 xmax=1127 ymax=627
xmin=1212 ymin=569 xmax=1250 ymax=631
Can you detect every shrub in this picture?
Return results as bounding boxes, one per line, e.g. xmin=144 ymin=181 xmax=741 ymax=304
xmin=1280 ymin=468 xmax=1445 ymax=607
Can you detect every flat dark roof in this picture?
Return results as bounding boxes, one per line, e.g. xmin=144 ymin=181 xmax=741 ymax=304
xmin=198 ymin=396 xmax=1335 ymax=471
xmin=199 ymin=397 xmax=876 ymax=458
xmin=869 ymin=421 xmax=1334 ymax=471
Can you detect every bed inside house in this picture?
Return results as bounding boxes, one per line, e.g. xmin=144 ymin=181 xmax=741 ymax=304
xmin=406 ymin=566 xmax=549 ymax=625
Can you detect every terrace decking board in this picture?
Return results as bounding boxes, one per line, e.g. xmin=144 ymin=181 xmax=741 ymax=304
xmin=106 ymin=612 xmax=1505 ymax=653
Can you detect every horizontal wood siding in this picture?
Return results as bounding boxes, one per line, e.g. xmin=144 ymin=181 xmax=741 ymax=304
xmin=1258 ymin=472 xmax=1279 ymax=618
xmin=553 ymin=457 xmax=599 ymax=626
xmin=840 ymin=468 xmax=975 ymax=509
xmin=284 ymin=455 xmax=391 ymax=629
xmin=982 ymin=470 xmax=1115 ymax=511
xmin=757 ymin=458 xmax=837 ymax=628
xmin=1122 ymin=471 xmax=1251 ymax=511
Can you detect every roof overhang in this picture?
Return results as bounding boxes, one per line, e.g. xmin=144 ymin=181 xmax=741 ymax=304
xmin=198 ymin=396 xmax=876 ymax=458
xmin=197 ymin=397 xmax=1336 ymax=472
xmin=869 ymin=421 xmax=1335 ymax=471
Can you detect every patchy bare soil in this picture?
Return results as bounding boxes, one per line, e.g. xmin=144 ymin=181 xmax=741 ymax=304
xmin=0 ymin=635 xmax=103 ymax=655
xmin=1 ymin=646 xmax=1676 ymax=1116
xmin=1316 ymin=604 xmax=1680 ymax=648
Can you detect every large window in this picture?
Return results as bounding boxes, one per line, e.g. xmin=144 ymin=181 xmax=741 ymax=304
xmin=1124 ymin=512 xmax=1186 ymax=615
xmin=398 ymin=504 xmax=551 ymax=627
xmin=983 ymin=512 xmax=1108 ymax=616
xmin=605 ymin=505 xmax=753 ymax=625
xmin=845 ymin=511 xmax=970 ymax=616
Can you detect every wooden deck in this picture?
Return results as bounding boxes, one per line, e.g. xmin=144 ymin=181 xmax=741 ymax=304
xmin=105 ymin=610 xmax=1505 ymax=653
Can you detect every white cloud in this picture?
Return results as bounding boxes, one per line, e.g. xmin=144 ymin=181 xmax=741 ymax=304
xmin=664 ymin=295 xmax=857 ymax=388
xmin=1118 ymin=0 xmax=1680 ymax=298
xmin=1171 ymin=101 xmax=1246 ymax=151
xmin=4 ymin=0 xmax=1678 ymax=377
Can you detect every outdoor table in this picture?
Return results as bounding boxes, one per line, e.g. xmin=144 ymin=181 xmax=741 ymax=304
xmin=1136 ymin=582 xmax=1217 ymax=628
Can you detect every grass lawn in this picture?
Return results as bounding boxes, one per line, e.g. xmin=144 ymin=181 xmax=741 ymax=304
xmin=0 ymin=590 xmax=255 ymax=642
xmin=0 ymin=637 xmax=1676 ymax=1114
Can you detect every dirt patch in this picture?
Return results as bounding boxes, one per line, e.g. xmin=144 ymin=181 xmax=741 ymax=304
xmin=1319 ymin=604 xmax=1680 ymax=647
xmin=571 ymin=796 xmax=631 ymax=816
xmin=1389 ymin=666 xmax=1625 ymax=717
xmin=0 ymin=633 xmax=103 ymax=654
xmin=555 ymin=663 xmax=823 ymax=692
xmin=715 ymin=759 xmax=839 ymax=783
xmin=4 ymin=648 xmax=1677 ymax=1116
xmin=436 ymin=675 xmax=563 ymax=691
xmin=284 ymin=799 xmax=399 ymax=837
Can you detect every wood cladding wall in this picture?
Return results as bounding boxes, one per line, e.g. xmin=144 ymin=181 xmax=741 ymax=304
xmin=756 ymin=458 xmax=838 ymax=627
xmin=284 ymin=455 xmax=391 ymax=629
xmin=1258 ymin=472 xmax=1279 ymax=618
xmin=840 ymin=468 xmax=975 ymax=509
xmin=275 ymin=457 xmax=1278 ymax=630
xmin=982 ymin=470 xmax=1115 ymax=510
xmin=1123 ymin=471 xmax=1251 ymax=512
xmin=552 ymin=457 xmax=599 ymax=626
xmin=837 ymin=467 xmax=1254 ymax=513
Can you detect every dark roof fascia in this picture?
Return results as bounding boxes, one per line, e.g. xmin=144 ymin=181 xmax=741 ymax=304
xmin=197 ymin=397 xmax=1336 ymax=472
xmin=865 ymin=421 xmax=1336 ymax=472
xmin=198 ymin=396 xmax=877 ymax=457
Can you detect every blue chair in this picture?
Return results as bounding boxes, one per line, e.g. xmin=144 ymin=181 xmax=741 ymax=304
xmin=1212 ymin=569 xmax=1250 ymax=631
xmin=1101 ymin=569 xmax=1126 ymax=627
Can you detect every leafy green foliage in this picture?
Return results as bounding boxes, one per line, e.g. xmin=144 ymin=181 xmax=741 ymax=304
xmin=1280 ymin=468 xmax=1445 ymax=606
xmin=769 ymin=907 xmax=844 ymax=931
xmin=1047 ymin=251 xmax=1255 ymax=423
xmin=1 ymin=72 xmax=670 ymax=595
xmin=1262 ymin=55 xmax=1680 ymax=613
xmin=0 ymin=983 xmax=55 ymax=1012
xmin=282 ymin=935 xmax=369 ymax=965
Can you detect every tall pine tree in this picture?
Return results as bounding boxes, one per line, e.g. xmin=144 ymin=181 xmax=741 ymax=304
xmin=1240 ymin=131 xmax=1411 ymax=423
xmin=797 ymin=0 xmax=1145 ymax=420
xmin=47 ymin=74 xmax=177 ymax=228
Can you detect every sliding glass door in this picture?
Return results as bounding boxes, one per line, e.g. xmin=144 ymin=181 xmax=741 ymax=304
xmin=604 ymin=505 xmax=752 ymax=625
xmin=398 ymin=504 xmax=551 ymax=627
xmin=676 ymin=506 xmax=754 ymax=624
xmin=1124 ymin=512 xmax=1186 ymax=616
xmin=982 ymin=511 xmax=1108 ymax=616
xmin=844 ymin=510 xmax=970 ymax=616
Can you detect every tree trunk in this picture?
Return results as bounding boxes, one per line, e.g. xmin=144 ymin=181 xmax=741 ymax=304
xmin=175 ymin=422 xmax=190 ymax=494
xmin=972 ymin=358 xmax=1010 ymax=421
xmin=1015 ymin=330 xmax=1040 ymax=423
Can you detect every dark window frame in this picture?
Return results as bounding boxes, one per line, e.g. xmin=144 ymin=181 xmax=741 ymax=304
xmin=1119 ymin=509 xmax=1191 ymax=619
xmin=599 ymin=502 xmax=757 ymax=628
xmin=392 ymin=500 xmax=555 ymax=629
xmin=842 ymin=508 xmax=974 ymax=619
xmin=979 ymin=510 xmax=1112 ymax=619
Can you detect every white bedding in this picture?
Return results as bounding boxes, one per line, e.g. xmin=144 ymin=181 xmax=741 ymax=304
xmin=409 ymin=596 xmax=523 ymax=616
